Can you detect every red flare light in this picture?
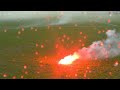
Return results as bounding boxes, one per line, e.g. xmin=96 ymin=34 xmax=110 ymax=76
xmin=58 ymin=52 xmax=80 ymax=65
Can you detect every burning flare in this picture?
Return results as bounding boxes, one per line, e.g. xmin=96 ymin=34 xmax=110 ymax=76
xmin=58 ymin=30 xmax=120 ymax=65
xmin=58 ymin=52 xmax=80 ymax=65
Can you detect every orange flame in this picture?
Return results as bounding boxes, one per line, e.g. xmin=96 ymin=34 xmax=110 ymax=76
xmin=58 ymin=52 xmax=80 ymax=65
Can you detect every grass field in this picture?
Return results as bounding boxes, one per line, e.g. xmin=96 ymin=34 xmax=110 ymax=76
xmin=0 ymin=12 xmax=120 ymax=79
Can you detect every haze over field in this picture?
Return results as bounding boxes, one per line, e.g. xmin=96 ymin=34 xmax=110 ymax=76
xmin=0 ymin=11 xmax=113 ymax=29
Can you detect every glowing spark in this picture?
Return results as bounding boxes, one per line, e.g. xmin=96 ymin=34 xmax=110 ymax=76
xmin=84 ymin=35 xmax=87 ymax=39
xmin=80 ymin=32 xmax=82 ymax=35
xmin=25 ymin=71 xmax=28 ymax=74
xmin=3 ymin=74 xmax=7 ymax=77
xmin=108 ymin=19 xmax=111 ymax=23
xmin=109 ymin=72 xmax=112 ymax=76
xmin=82 ymin=43 xmax=85 ymax=47
xmin=71 ymin=41 xmax=74 ymax=44
xmin=35 ymin=29 xmax=37 ymax=31
xmin=75 ymin=24 xmax=77 ymax=27
xmin=100 ymin=42 xmax=104 ymax=46
xmin=36 ymin=43 xmax=39 ymax=47
xmin=58 ymin=52 xmax=80 ymax=65
xmin=63 ymin=34 xmax=66 ymax=38
xmin=4 ymin=29 xmax=7 ymax=32
xmin=62 ymin=39 xmax=64 ymax=42
xmin=114 ymin=61 xmax=119 ymax=66
xmin=55 ymin=44 xmax=59 ymax=48
xmin=24 ymin=65 xmax=27 ymax=69
xmin=31 ymin=27 xmax=33 ymax=30
xmin=21 ymin=28 xmax=24 ymax=31
xmin=35 ymin=51 xmax=38 ymax=55
xmin=18 ymin=31 xmax=21 ymax=35
xmin=67 ymin=37 xmax=70 ymax=40
xmin=59 ymin=27 xmax=61 ymax=29
xmin=41 ymin=44 xmax=44 ymax=48
xmin=75 ymin=74 xmax=77 ymax=77
xmin=13 ymin=76 xmax=16 ymax=79
xmin=79 ymin=39 xmax=82 ymax=42
xmin=21 ymin=75 xmax=24 ymax=79
xmin=98 ymin=31 xmax=101 ymax=34
xmin=84 ymin=73 xmax=86 ymax=78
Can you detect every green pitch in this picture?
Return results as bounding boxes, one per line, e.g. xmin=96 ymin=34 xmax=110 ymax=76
xmin=0 ymin=13 xmax=120 ymax=79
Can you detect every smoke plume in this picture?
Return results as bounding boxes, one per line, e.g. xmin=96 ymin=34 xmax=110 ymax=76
xmin=75 ymin=30 xmax=120 ymax=60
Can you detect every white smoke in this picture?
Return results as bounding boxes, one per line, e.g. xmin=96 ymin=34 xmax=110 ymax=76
xmin=75 ymin=30 xmax=120 ymax=60
xmin=50 ymin=11 xmax=84 ymax=25
xmin=0 ymin=11 xmax=57 ymax=21
xmin=0 ymin=11 xmax=110 ymax=28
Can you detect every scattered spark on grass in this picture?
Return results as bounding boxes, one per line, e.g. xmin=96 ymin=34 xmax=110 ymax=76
xmin=80 ymin=32 xmax=82 ymax=35
xmin=36 ymin=43 xmax=39 ymax=47
xmin=13 ymin=76 xmax=16 ymax=79
xmin=21 ymin=28 xmax=24 ymax=32
xmin=75 ymin=24 xmax=77 ymax=27
xmin=109 ymin=72 xmax=112 ymax=76
xmin=18 ymin=31 xmax=21 ymax=35
xmin=24 ymin=65 xmax=27 ymax=69
xmin=108 ymin=19 xmax=111 ymax=23
xmin=41 ymin=44 xmax=44 ymax=48
xmin=114 ymin=61 xmax=119 ymax=66
xmin=35 ymin=29 xmax=37 ymax=32
xmin=98 ymin=30 xmax=101 ymax=34
xmin=25 ymin=71 xmax=28 ymax=74
xmin=3 ymin=74 xmax=7 ymax=78
xmin=59 ymin=26 xmax=61 ymax=29
xmin=35 ymin=51 xmax=39 ymax=55
xmin=4 ymin=29 xmax=7 ymax=32
xmin=21 ymin=75 xmax=24 ymax=79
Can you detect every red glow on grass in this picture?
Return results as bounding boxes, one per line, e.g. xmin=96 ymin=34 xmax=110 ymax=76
xmin=55 ymin=44 xmax=59 ymax=48
xmin=71 ymin=41 xmax=74 ymax=44
xmin=36 ymin=37 xmax=101 ymax=79
xmin=62 ymin=39 xmax=64 ymax=42
xmin=82 ymin=43 xmax=85 ymax=47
